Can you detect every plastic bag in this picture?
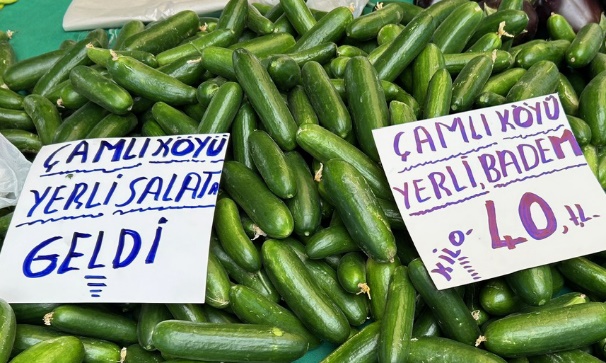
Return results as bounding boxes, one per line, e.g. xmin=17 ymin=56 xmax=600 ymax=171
xmin=0 ymin=133 xmax=32 ymax=208
xmin=63 ymin=0 xmax=370 ymax=31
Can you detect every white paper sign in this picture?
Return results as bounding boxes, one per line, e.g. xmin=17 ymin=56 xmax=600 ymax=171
xmin=0 ymin=134 xmax=228 ymax=303
xmin=374 ymin=94 xmax=606 ymax=290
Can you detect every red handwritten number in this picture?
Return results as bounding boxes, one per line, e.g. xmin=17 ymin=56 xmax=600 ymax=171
xmin=518 ymin=192 xmax=557 ymax=240
xmin=486 ymin=200 xmax=527 ymax=250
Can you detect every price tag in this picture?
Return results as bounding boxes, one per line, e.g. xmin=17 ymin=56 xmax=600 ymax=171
xmin=373 ymin=94 xmax=606 ymax=290
xmin=0 ymin=134 xmax=228 ymax=303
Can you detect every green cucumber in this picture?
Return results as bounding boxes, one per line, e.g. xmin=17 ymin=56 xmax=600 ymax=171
xmin=122 ymin=10 xmax=200 ymax=54
xmin=505 ymin=265 xmax=553 ymax=306
xmin=433 ymin=1 xmax=484 ymax=54
xmin=3 ymin=48 xmax=67 ymax=91
xmin=0 ymin=299 xmax=15 ymax=363
xmin=390 ymin=100 xmax=417 ymax=125
xmin=261 ymin=239 xmax=350 ymax=344
xmin=53 ymin=102 xmax=109 ymax=143
xmin=247 ymin=4 xmax=275 ymax=35
xmin=424 ymin=67 xmax=452 ymax=119
xmin=301 ymin=61 xmax=351 ymax=138
xmin=305 ymin=225 xmax=359 ymax=259
xmin=124 ymin=343 xmax=163 ymax=363
xmin=217 ymin=0 xmax=248 ymax=37
xmin=528 ymin=349 xmax=605 ymax=363
xmin=285 ymin=42 xmax=338 ymax=67
xmin=468 ymin=9 xmax=528 ymax=45
xmin=479 ymin=278 xmax=522 ymax=316
xmin=266 ymin=54 xmax=300 ymax=91
xmin=0 ymin=87 xmax=24 ymax=110
xmin=319 ymin=321 xmax=380 ymax=363
xmin=154 ymin=28 xmax=236 ymax=67
xmin=566 ymin=22 xmax=604 ymax=68
xmin=281 ymin=0 xmax=316 ymax=35
xmin=165 ymin=304 xmax=207 ymax=323
xmin=288 ymin=85 xmax=319 ymax=126
xmin=377 ymin=23 xmax=405 ymax=45
xmin=151 ymin=102 xmax=197 ymax=135
xmin=153 ymin=321 xmax=309 ymax=362
xmin=451 ymin=53 xmax=494 ymax=112
xmin=465 ymin=283 xmax=490 ymax=327
xmin=59 ymin=82 xmax=88 ymax=109
xmin=408 ymin=258 xmax=481 ymax=345
xmin=137 ymin=304 xmax=172 ymax=351
xmin=113 ymin=20 xmax=145 ymax=50
xmin=546 ymin=13 xmax=576 ymax=42
xmin=412 ymin=43 xmax=445 ymax=110
xmin=557 ymin=257 xmax=606 ymax=300
xmin=22 ymin=94 xmax=62 ymax=146
xmin=466 ymin=32 xmax=503 ymax=53
xmin=336 ymin=44 xmax=367 ymax=57
xmin=328 ymin=56 xmax=350 ymax=78
xmin=296 ymin=123 xmax=392 ymax=201
xmin=86 ymin=47 xmax=158 ymax=68
xmin=337 ymin=252 xmax=368 ymax=294
xmin=85 ymin=113 xmax=138 ymax=139
xmin=412 ymin=307 xmax=442 ymax=338
xmin=378 ymin=265 xmax=416 ymax=363
xmin=409 ymin=337 xmax=507 ymax=363
xmin=481 ymin=67 xmax=526 ymax=96
xmin=201 ymin=305 xmax=240 ymax=324
xmin=475 ymin=92 xmax=507 ymax=108
xmin=290 ymin=7 xmax=353 ymax=52
xmin=229 ymin=284 xmax=319 ymax=348
xmin=250 ymin=129 xmax=297 ymax=200
xmin=322 ymin=159 xmax=396 ymax=263
xmin=557 ymin=73 xmax=579 ymax=116
xmin=44 ymin=305 xmax=137 ymax=345
xmin=367 ymin=257 xmax=400 ymax=320
xmin=107 ymin=55 xmax=196 ymax=106
xmin=196 ymin=77 xmax=226 ymax=108
xmin=214 ymin=197 xmax=261 ymax=273
xmin=157 ymin=55 xmax=206 ymax=86
xmin=519 ymin=291 xmax=590 ymax=313
xmin=482 ymin=303 xmax=606 ymax=357
xmin=506 ymin=60 xmax=559 ymax=103
xmin=284 ymin=151 xmax=322 ymax=237
xmin=231 ymin=101 xmax=257 ymax=170
xmin=579 ymin=70 xmax=606 ymax=147
xmin=197 ymin=81 xmax=243 ymax=134
xmin=346 ymin=3 xmax=404 ymax=41
xmin=10 ymin=303 xmax=59 ymax=325
xmin=222 ymin=161 xmax=294 ymax=238
xmin=228 ymin=33 xmax=296 ymax=58
xmin=205 ymin=252 xmax=231 ymax=309
xmin=444 ymin=50 xmax=513 ymax=75
xmin=515 ymin=40 xmax=570 ymax=69
xmin=344 ymin=55 xmax=389 ymax=162
xmin=0 ymin=108 xmax=33 ymax=132
xmin=69 ymin=65 xmax=133 ymax=115
xmin=9 ymin=336 xmax=85 ymax=363
xmin=373 ymin=11 xmax=436 ymax=82
xmin=233 ymin=48 xmax=297 ymax=151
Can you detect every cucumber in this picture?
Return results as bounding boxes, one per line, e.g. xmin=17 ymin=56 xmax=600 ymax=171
xmin=423 ymin=67 xmax=452 ymax=119
xmin=155 ymin=28 xmax=236 ymax=67
xmin=153 ymin=321 xmax=309 ymax=362
xmin=566 ymin=22 xmax=604 ymax=68
xmin=123 ymin=343 xmax=163 ymax=363
xmin=328 ymin=56 xmax=350 ymax=78
xmin=466 ymin=32 xmax=503 ymax=53
xmin=373 ymin=11 xmax=436 ymax=82
xmin=214 ymin=197 xmax=261 ymax=273
xmin=579 ymin=70 xmax=606 ymax=147
xmin=59 ymin=82 xmax=88 ymax=109
xmin=305 ymin=225 xmax=359 ymax=259
xmin=247 ymin=4 xmax=275 ymax=35
xmin=217 ymin=0 xmax=248 ymax=38
xmin=53 ymin=102 xmax=109 ymax=143
xmin=222 ymin=161 xmax=294 ymax=239
xmin=266 ymin=54 xmax=300 ymax=91
xmin=408 ymin=258 xmax=481 ymax=346
xmin=151 ymin=102 xmax=197 ymax=135
xmin=344 ymin=56 xmax=389 ymax=162
xmin=0 ymin=107 xmax=33 ymax=131
xmin=519 ymin=291 xmax=590 ymax=313
xmin=480 ymin=278 xmax=522 ymax=316
xmin=290 ymin=7 xmax=353 ymax=52
xmin=44 ymin=304 xmax=137 ymax=345
xmin=390 ymin=100 xmax=417 ymax=125
xmin=229 ymin=284 xmax=319 ymax=348
xmin=408 ymin=337 xmax=507 ymax=363
xmin=444 ymin=50 xmax=513 ymax=75
xmin=249 ymin=130 xmax=297 ymax=200
xmin=321 ymin=159 xmax=396 ymax=263
xmin=0 ymin=87 xmax=24 ymax=110
xmin=201 ymin=305 xmax=240 ymax=324
xmin=433 ymin=1 xmax=484 ymax=54
xmin=319 ymin=321 xmax=380 ymax=363
xmin=137 ymin=304 xmax=172 ymax=351
xmin=556 ymin=73 xmax=579 ymax=116
xmin=233 ymin=48 xmax=297 ymax=151
xmin=346 ymin=3 xmax=404 ymax=41
xmin=505 ymin=265 xmax=553 ymax=306
xmin=231 ymin=101 xmax=257 ymax=170
xmin=475 ymin=92 xmax=507 ymax=108
xmin=197 ymin=81 xmax=243 ymax=134
xmin=228 ymin=33 xmax=296 ymax=58
xmin=337 ymin=252 xmax=368 ymax=294
xmin=10 ymin=303 xmax=60 ymax=324
xmin=557 ymin=257 xmax=606 ymax=300
xmin=482 ymin=303 xmax=606 ymax=357
xmin=9 ymin=336 xmax=85 ymax=363
xmin=86 ymin=47 xmax=158 ymax=68
xmin=301 ymin=61 xmax=351 ymax=138
xmin=285 ymin=42 xmax=338 ymax=67
xmin=481 ymin=68 xmax=526 ymax=96
xmin=412 ymin=307 xmax=442 ymax=338
xmin=378 ymin=265 xmax=416 ymax=363
xmin=22 ymin=94 xmax=62 ymax=146
xmin=465 ymin=283 xmax=490 ymax=327
xmin=3 ymin=48 xmax=67 ymax=91
xmin=1 ymin=129 xmax=41 ymax=154
xmin=451 ymin=53 xmax=493 ymax=112
xmin=506 ymin=60 xmax=559 ymax=103
xmin=336 ymin=44 xmax=367 ymax=57
xmin=85 ymin=112 xmax=138 ymax=139
xmin=113 ymin=20 xmax=145 ymax=50
xmin=281 ymin=0 xmax=316 ymax=35
xmin=468 ymin=9 xmax=528 ymax=45
xmin=284 ymin=151 xmax=322 ymax=237
xmin=288 ymin=85 xmax=319 ymax=126
xmin=165 ymin=303 xmax=207 ymax=323
xmin=122 ymin=10 xmax=200 ymax=54
xmin=515 ymin=40 xmax=570 ymax=69
xmin=377 ymin=23 xmax=404 ymax=45
xmin=528 ymin=349 xmax=605 ymax=363
xmin=0 ymin=299 xmax=15 ymax=363
xmin=296 ymin=123 xmax=392 ymax=201
xmin=141 ymin=119 xmax=166 ymax=137
xmin=262 ymin=239 xmax=350 ymax=344
xmin=412 ymin=43 xmax=445 ymax=110
xmin=205 ymin=252 xmax=231 ymax=309
xmin=546 ymin=13 xmax=576 ymax=42
xmin=367 ymin=257 xmax=400 ymax=320
xmin=11 ymin=324 xmax=64 ymax=356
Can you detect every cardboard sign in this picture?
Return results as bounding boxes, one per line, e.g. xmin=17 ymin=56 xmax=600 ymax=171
xmin=0 ymin=134 xmax=228 ymax=303
xmin=373 ymin=94 xmax=606 ymax=290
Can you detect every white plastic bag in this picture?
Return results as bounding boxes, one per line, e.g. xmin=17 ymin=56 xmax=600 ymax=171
xmin=0 ymin=133 xmax=32 ymax=208
xmin=63 ymin=0 xmax=370 ymax=31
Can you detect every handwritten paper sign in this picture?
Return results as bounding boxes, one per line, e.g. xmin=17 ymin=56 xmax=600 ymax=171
xmin=0 ymin=134 xmax=228 ymax=303
xmin=374 ymin=94 xmax=606 ymax=290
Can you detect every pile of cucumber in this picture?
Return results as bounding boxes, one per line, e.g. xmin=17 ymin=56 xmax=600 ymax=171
xmin=2 ymin=0 xmax=606 ymax=361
